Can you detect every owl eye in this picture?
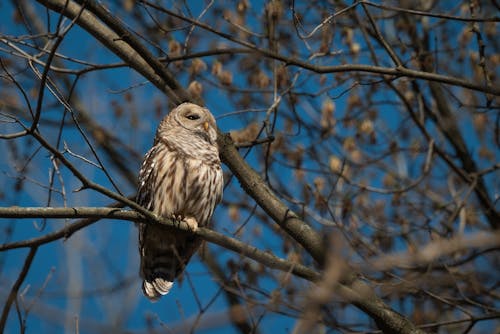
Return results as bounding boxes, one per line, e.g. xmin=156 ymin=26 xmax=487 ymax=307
xmin=185 ymin=114 xmax=200 ymax=120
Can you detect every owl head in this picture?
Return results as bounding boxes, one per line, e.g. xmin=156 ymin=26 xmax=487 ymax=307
xmin=158 ymin=103 xmax=218 ymax=146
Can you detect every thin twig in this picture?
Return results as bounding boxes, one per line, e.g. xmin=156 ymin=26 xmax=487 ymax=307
xmin=0 ymin=247 xmax=38 ymax=333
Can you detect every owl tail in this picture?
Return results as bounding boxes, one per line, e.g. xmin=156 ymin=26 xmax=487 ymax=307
xmin=139 ymin=224 xmax=201 ymax=300
xmin=141 ymin=248 xmax=182 ymax=300
xmin=139 ymin=225 xmax=182 ymax=301
xmin=141 ymin=254 xmax=178 ymax=301
xmin=143 ymin=277 xmax=174 ymax=300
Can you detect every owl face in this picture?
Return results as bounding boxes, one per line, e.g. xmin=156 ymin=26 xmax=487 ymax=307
xmin=169 ymin=103 xmax=218 ymax=145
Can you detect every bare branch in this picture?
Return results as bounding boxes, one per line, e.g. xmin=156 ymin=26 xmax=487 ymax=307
xmin=0 ymin=206 xmax=319 ymax=282
xmin=0 ymin=247 xmax=38 ymax=334
xmin=360 ymin=231 xmax=500 ymax=272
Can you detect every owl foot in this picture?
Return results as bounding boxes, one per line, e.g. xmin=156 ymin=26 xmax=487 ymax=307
xmin=183 ymin=216 xmax=199 ymax=232
xmin=171 ymin=214 xmax=183 ymax=221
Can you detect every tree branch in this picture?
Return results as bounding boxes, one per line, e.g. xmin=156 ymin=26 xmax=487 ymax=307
xmin=359 ymin=231 xmax=500 ymax=272
xmin=35 ymin=0 xmax=184 ymax=103
xmin=0 ymin=206 xmax=319 ymax=282
xmin=0 ymin=246 xmax=38 ymax=333
xmin=218 ymin=133 xmax=326 ymax=265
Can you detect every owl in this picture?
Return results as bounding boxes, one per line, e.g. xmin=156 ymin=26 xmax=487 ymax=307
xmin=136 ymin=103 xmax=223 ymax=300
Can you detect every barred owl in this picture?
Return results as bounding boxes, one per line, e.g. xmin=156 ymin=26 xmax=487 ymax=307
xmin=136 ymin=103 xmax=223 ymax=300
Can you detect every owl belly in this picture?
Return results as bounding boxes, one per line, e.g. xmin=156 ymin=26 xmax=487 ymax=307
xmin=153 ymin=156 xmax=217 ymax=227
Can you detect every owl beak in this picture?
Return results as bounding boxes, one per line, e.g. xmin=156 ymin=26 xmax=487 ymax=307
xmin=203 ymin=121 xmax=209 ymax=131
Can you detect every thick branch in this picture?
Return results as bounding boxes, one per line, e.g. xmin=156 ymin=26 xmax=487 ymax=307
xmin=0 ymin=206 xmax=319 ymax=282
xmin=218 ymin=133 xmax=326 ymax=265
xmin=36 ymin=0 xmax=182 ymax=102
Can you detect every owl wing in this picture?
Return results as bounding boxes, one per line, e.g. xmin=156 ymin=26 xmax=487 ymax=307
xmin=136 ymin=146 xmax=158 ymax=212
xmin=137 ymin=145 xmax=173 ymax=299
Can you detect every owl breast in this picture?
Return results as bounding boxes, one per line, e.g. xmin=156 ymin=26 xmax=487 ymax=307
xmin=152 ymin=144 xmax=222 ymax=227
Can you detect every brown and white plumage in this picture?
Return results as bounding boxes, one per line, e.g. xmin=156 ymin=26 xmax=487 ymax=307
xmin=136 ymin=103 xmax=223 ymax=300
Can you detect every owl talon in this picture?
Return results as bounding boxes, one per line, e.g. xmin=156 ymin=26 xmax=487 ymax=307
xmin=170 ymin=214 xmax=184 ymax=229
xmin=183 ymin=217 xmax=198 ymax=232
